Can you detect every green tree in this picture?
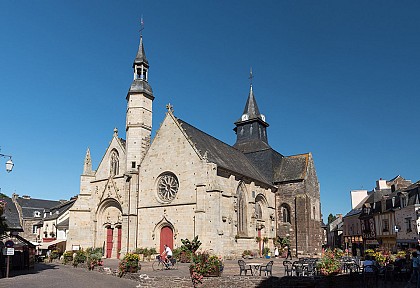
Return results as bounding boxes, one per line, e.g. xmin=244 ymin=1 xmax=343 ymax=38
xmin=327 ymin=213 xmax=336 ymax=224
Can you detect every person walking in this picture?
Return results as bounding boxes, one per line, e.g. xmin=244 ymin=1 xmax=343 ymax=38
xmin=409 ymin=251 xmax=420 ymax=285
xmin=274 ymin=246 xmax=279 ymax=258
xmin=286 ymin=245 xmax=292 ymax=260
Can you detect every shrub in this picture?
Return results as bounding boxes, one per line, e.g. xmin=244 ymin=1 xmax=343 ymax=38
xmin=181 ymin=236 xmax=202 ymax=254
xmin=50 ymin=249 xmax=60 ymax=260
xmin=86 ymin=247 xmax=103 ymax=270
xmin=73 ymin=249 xmax=87 ymax=267
xmin=173 ymin=247 xmax=192 ymax=263
xmin=63 ymin=251 xmax=73 ymax=264
xmin=262 ymin=247 xmax=270 ymax=256
xmin=242 ymin=250 xmax=252 ymax=258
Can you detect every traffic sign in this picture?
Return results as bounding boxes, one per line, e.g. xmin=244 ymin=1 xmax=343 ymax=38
xmin=4 ymin=240 xmax=14 ymax=248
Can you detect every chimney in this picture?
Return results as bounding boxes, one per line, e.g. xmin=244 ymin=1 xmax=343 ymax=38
xmin=376 ymin=179 xmax=388 ymax=191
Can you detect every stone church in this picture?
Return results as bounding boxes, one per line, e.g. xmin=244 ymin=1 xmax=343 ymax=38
xmin=67 ymin=33 xmax=323 ymax=258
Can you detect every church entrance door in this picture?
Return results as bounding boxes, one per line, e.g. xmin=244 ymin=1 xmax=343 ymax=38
xmin=257 ymin=229 xmax=262 ymax=256
xmin=160 ymin=226 xmax=173 ymax=254
xmin=117 ymin=227 xmax=122 ymax=259
xmin=106 ymin=227 xmax=113 ymax=258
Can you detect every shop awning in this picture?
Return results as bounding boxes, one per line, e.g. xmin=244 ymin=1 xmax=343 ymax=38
xmin=39 ymin=239 xmax=66 ymax=250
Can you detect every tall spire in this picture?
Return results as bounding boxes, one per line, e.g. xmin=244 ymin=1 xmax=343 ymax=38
xmin=134 ymin=17 xmax=148 ymax=66
xmin=128 ymin=22 xmax=153 ymax=98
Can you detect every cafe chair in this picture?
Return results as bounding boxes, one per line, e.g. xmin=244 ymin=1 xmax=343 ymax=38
xmin=238 ymin=259 xmax=253 ymax=276
xmin=260 ymin=260 xmax=274 ymax=276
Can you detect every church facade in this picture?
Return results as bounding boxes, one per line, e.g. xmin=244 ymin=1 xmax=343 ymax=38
xmin=66 ymin=34 xmax=322 ymax=258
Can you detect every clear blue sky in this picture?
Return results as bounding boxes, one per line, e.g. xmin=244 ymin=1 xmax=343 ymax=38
xmin=0 ymin=1 xmax=419 ymax=222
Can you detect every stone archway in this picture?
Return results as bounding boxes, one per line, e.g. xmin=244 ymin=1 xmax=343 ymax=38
xmin=96 ymin=198 xmax=122 ymax=259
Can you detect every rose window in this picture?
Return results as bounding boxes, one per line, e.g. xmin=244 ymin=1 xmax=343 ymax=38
xmin=157 ymin=173 xmax=179 ymax=202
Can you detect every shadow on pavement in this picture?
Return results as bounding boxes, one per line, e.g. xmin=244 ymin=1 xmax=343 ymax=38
xmin=4 ymin=262 xmax=59 ymax=278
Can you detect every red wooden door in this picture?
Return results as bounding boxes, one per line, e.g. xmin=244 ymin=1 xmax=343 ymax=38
xmin=106 ymin=227 xmax=113 ymax=258
xmin=117 ymin=227 xmax=122 ymax=259
xmin=160 ymin=226 xmax=173 ymax=254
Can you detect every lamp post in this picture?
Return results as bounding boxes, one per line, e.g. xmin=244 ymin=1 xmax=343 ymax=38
xmin=0 ymin=152 xmax=13 ymax=278
xmin=0 ymin=153 xmax=14 ymax=172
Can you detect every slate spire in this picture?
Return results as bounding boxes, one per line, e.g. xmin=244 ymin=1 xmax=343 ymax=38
xmin=233 ymin=70 xmax=269 ymax=150
xmin=128 ymin=31 xmax=153 ymax=98
xmin=133 ymin=36 xmax=149 ymax=67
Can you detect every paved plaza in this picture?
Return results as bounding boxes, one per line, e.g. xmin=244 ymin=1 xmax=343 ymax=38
xmin=2 ymin=257 xmax=418 ymax=288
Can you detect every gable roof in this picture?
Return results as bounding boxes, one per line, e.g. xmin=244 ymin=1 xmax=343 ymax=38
xmin=15 ymin=196 xmax=61 ymax=218
xmin=44 ymin=199 xmax=76 ymax=220
xmin=0 ymin=194 xmax=22 ymax=231
xmin=273 ymin=153 xmax=309 ymax=183
xmin=176 ymin=118 xmax=274 ymax=188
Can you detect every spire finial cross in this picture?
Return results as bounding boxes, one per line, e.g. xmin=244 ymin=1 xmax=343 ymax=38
xmin=249 ymin=67 xmax=253 ymax=86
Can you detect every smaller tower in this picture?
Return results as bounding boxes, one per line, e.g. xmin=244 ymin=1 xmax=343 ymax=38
xmin=233 ymin=70 xmax=269 ymax=152
xmin=125 ymin=31 xmax=154 ymax=172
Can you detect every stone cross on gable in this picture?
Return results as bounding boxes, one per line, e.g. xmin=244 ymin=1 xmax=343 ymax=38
xmin=166 ymin=103 xmax=174 ymax=113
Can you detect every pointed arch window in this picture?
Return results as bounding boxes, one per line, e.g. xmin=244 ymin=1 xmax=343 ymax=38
xmin=254 ymin=194 xmax=267 ymax=220
xmin=110 ymin=150 xmax=119 ymax=176
xmin=237 ymin=183 xmax=248 ymax=236
xmin=281 ymin=203 xmax=291 ymax=223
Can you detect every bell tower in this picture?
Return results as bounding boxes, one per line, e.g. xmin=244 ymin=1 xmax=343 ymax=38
xmin=233 ymin=69 xmax=269 ymax=152
xmin=125 ymin=32 xmax=154 ymax=172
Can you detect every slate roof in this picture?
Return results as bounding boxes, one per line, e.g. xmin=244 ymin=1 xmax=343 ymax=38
xmin=56 ymin=218 xmax=69 ymax=229
xmin=44 ymin=199 xmax=76 ymax=220
xmin=177 ymin=118 xmax=274 ymax=188
xmin=273 ymin=153 xmax=309 ymax=183
xmin=16 ymin=197 xmax=61 ymax=218
xmin=0 ymin=194 xmax=22 ymax=231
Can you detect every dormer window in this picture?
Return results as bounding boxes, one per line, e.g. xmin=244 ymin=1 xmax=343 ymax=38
xmin=34 ymin=211 xmax=41 ymax=217
xmin=241 ymin=114 xmax=249 ymax=121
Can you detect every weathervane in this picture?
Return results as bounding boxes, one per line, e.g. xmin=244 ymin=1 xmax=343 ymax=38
xmin=139 ymin=16 xmax=144 ymax=36
xmin=249 ymin=67 xmax=253 ymax=86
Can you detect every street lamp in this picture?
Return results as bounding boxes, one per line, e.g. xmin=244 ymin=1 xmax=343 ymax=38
xmin=0 ymin=153 xmax=14 ymax=172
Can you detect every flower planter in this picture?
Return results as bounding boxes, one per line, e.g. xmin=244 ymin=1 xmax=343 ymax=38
xmin=128 ymin=266 xmax=138 ymax=273
xmin=204 ymin=269 xmax=220 ymax=277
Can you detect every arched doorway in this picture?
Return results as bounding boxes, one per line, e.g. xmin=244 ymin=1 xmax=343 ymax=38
xmin=97 ymin=198 xmax=122 ymax=259
xmin=160 ymin=226 xmax=174 ymax=254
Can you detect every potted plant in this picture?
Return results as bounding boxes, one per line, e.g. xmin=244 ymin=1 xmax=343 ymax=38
xmin=135 ymin=247 xmax=145 ymax=261
xmin=317 ymin=248 xmax=343 ymax=276
xmin=118 ymin=252 xmax=141 ymax=277
xmin=190 ymin=251 xmax=223 ymax=287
